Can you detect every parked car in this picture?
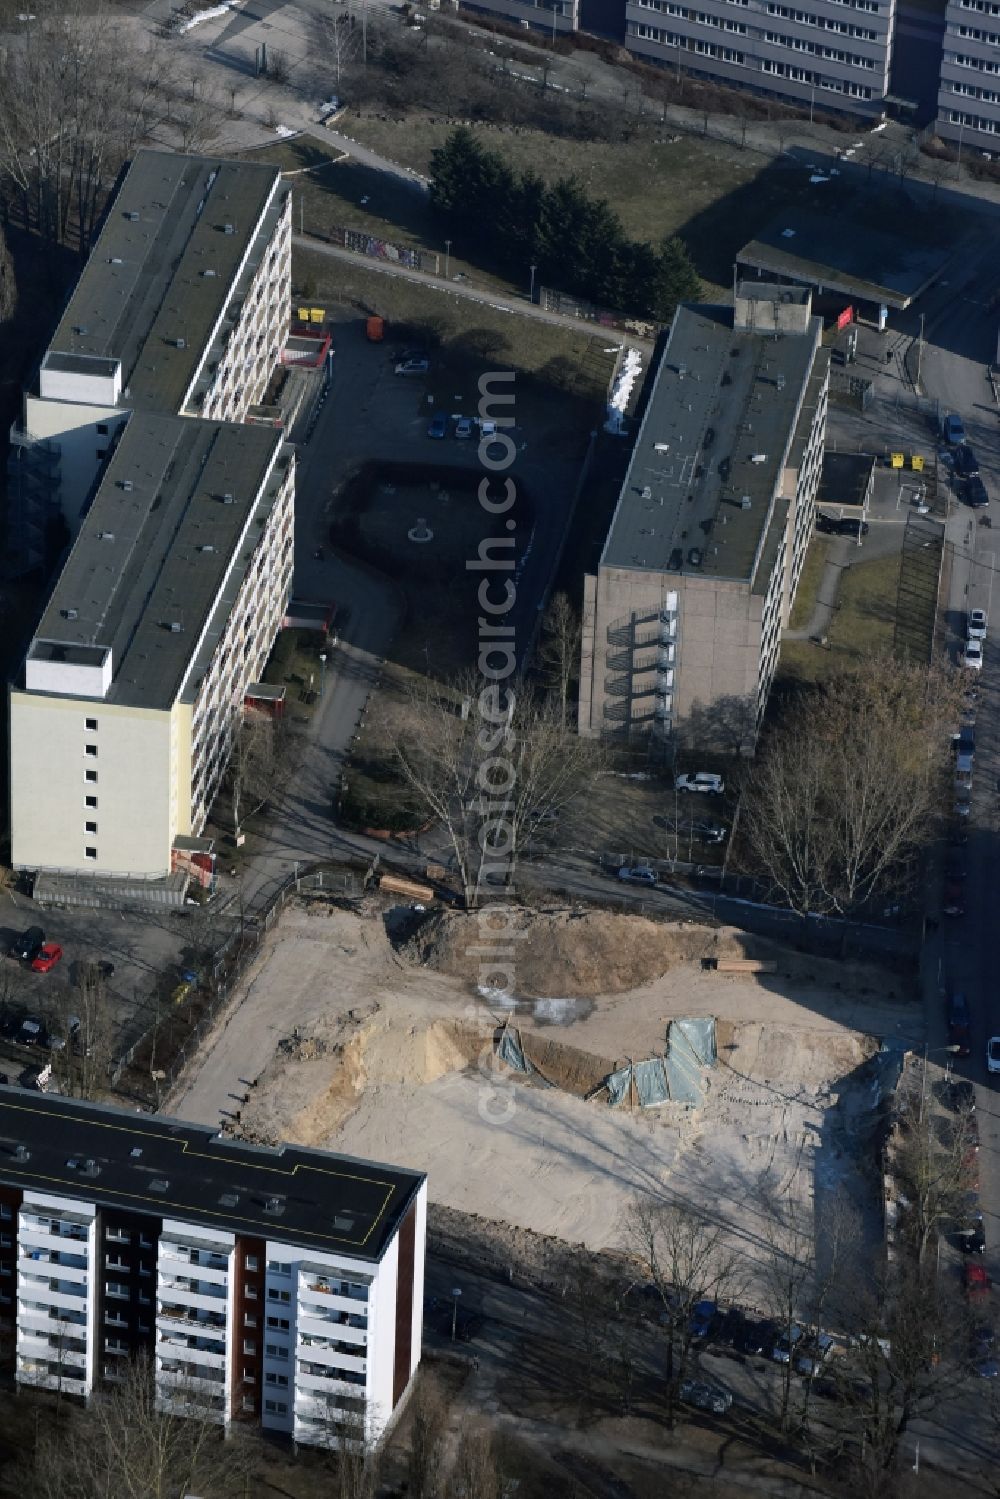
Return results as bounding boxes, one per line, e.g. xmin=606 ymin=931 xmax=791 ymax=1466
xmin=795 ymin=1332 xmax=834 ymax=1377
xmin=964 ymin=1262 xmax=991 ymax=1303
xmin=427 ymin=413 xmax=448 ymax=439
xmin=968 ymin=608 xmax=988 ymax=641
xmin=955 ymin=788 xmax=972 ymax=817
xmin=943 ymin=880 xmax=965 ymax=916
xmin=31 ymin=942 xmax=63 ymax=974
xmin=816 ymin=512 xmax=840 ymax=535
xmin=947 ymin=991 xmax=972 ymax=1056
xmin=954 ymin=444 xmax=980 ymax=479
xmin=675 ymin=772 xmax=725 ymax=795
xmin=617 ymin=866 xmax=657 ymax=887
xmin=696 ymin=822 xmax=728 ymax=845
xmin=971 ymin=1323 xmax=998 ymax=1379
xmin=394 ymin=356 xmax=429 ymax=376
xmin=964 ymin=476 xmax=990 ymax=509
xmin=988 ymin=1035 xmax=1000 ymax=1075
xmin=454 ymin=416 xmax=474 ymax=440
xmin=679 ymin=1379 xmax=732 ymax=1414
xmin=16 ymin=1017 xmax=47 ymax=1048
xmin=9 ymin=926 xmax=44 ymax=962
xmin=772 ymin=1324 xmax=804 ymax=1364
xmin=943 ymin=413 xmax=967 ymax=445
xmin=956 ymin=1212 xmax=986 ymax=1255
xmin=832 ymin=517 xmax=869 ymax=539
xmin=689 ymin=1300 xmax=718 ymax=1341
xmin=963 ymin=638 xmax=984 ymax=671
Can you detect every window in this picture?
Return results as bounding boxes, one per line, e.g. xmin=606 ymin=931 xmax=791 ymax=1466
xmin=265 ymin=1371 xmax=289 ymax=1388
xmin=267 ymin=1288 xmax=290 ymax=1304
xmin=244 ymin=1313 xmax=257 ymax=1329
xmin=105 ymin=1282 xmax=128 ymax=1299
xmin=85 ymin=847 xmax=98 ymax=861
xmin=0 ymin=1235 xmax=11 ymax=1248
xmin=85 ymin=717 xmax=98 ymax=731
xmin=0 ymin=1207 xmax=10 ymax=1221
xmin=243 ymin=1340 xmax=256 ymax=1355
xmin=267 ymin=1260 xmax=289 ymax=1276
xmin=96 ymin=425 xmax=109 ymax=437
xmin=242 ymin=1395 xmax=255 ymax=1412
xmin=96 ymin=448 xmax=107 ymax=459
xmin=246 ymin=1285 xmax=258 ymax=1301
xmin=139 ymin=1235 xmax=153 ymax=1250
xmin=265 ymin=1343 xmax=288 ymax=1360
xmin=139 ymin=1292 xmax=151 ymax=1306
xmin=85 ymin=745 xmax=97 ymax=758
xmin=266 ymin=1316 xmax=289 ymax=1331
xmin=85 ymin=770 xmax=98 ymax=784
xmin=264 ymin=1399 xmax=287 ymax=1416
xmin=106 ymin=1254 xmax=127 ymax=1269
xmin=245 ymin=1254 xmax=259 ymax=1272
xmin=86 ymin=796 xmax=98 ymax=809
xmin=85 ymin=821 xmax=97 ymax=835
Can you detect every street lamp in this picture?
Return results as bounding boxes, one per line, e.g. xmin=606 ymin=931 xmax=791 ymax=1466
xmin=450 ymin=1286 xmax=462 ymax=1342
xmin=529 ymin=263 xmax=537 ymax=303
xmin=444 ymin=239 xmax=452 ymax=279
xmin=319 ymin=651 xmax=327 ymax=698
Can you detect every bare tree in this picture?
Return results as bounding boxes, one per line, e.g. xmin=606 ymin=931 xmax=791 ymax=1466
xmin=24 ymin=1351 xmax=259 ymax=1498
xmin=740 ymin=656 xmax=960 ymax=924
xmin=388 ymin=674 xmax=601 ymax=907
xmin=537 ymin=591 xmax=582 ymax=728
xmin=51 ymin=959 xmax=113 ymax=1100
xmin=626 ymin=1195 xmax=745 ymax=1425
xmin=0 ymin=222 xmax=15 ymax=323
xmin=170 ymin=68 xmax=224 ymax=156
xmin=227 ymin=709 xmax=295 ymax=843
xmin=405 ymin=1374 xmax=449 ymax=1498
xmin=892 ymin=1072 xmax=976 ymax=1267
xmin=316 ymin=11 xmax=365 ymax=92
xmin=445 ymin=1423 xmax=504 ymax=1499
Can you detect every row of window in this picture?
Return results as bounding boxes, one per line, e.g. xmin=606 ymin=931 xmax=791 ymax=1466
xmin=958 ymin=0 xmax=1000 ymax=12
xmin=949 ymin=51 xmax=1000 ymax=73
xmin=951 ymin=78 xmax=1000 ymax=100
xmin=947 ymin=107 xmax=1000 ymax=129
xmin=762 ymin=29 xmax=878 ymax=63
xmin=766 ymin=4 xmax=878 ymax=37
xmin=956 ymin=21 xmax=1000 ymax=39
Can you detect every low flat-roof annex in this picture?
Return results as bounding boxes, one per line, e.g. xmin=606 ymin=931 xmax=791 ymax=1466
xmin=0 ymin=1090 xmax=424 ymax=1261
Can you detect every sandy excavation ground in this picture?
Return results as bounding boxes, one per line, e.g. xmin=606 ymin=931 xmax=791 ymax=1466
xmin=173 ymin=899 xmax=920 ymax=1285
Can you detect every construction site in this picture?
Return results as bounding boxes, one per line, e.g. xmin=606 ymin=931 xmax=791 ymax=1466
xmin=169 ymin=896 xmax=918 ymax=1297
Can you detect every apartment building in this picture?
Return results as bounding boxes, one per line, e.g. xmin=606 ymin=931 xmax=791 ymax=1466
xmin=7 ymin=149 xmax=291 ymax=572
xmin=8 ymin=412 xmax=294 ymax=878
xmin=624 ymin=0 xmax=895 ymax=116
xmin=464 ymin=0 xmax=580 ymax=33
xmin=0 ymin=1089 xmax=426 ymax=1448
xmin=578 ymin=283 xmax=829 ymax=746
xmin=936 ymin=0 xmax=1000 ymax=149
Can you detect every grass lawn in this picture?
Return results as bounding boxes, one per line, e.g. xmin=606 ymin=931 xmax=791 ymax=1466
xmin=778 ymin=549 xmax=901 ymax=684
xmin=337 ymin=112 xmax=946 ymax=296
xmin=294 ymin=247 xmax=616 ymax=398
xmin=788 ymin=535 xmax=830 ymax=631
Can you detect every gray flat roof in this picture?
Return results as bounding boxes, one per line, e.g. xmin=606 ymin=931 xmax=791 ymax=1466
xmin=48 ymin=150 xmax=282 ymax=412
xmin=602 ymin=303 xmax=820 ymax=585
xmin=0 ymin=1089 xmax=423 ymax=1261
xmin=31 ymin=412 xmax=286 ymax=711
xmin=737 ymin=210 xmax=951 ymax=311
xmin=819 ymin=451 xmax=876 ymax=509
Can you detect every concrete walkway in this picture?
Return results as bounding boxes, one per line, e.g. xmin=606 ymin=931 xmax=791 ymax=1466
xmin=783 ymin=538 xmax=852 ymax=642
xmin=293 ymin=231 xmax=652 ymax=347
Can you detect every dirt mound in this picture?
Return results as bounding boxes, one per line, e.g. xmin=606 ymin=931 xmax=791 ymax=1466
xmin=400 ymin=906 xmax=751 ymax=997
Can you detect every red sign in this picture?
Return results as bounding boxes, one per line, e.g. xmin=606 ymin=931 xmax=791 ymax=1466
xmin=836 ymin=305 xmax=855 ymax=332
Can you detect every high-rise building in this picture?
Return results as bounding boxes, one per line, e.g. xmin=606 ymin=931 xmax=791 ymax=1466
xmin=9 ymin=413 xmax=294 ymax=878
xmin=578 ymin=284 xmax=829 ymax=745
xmin=0 ymin=1089 xmax=426 ymax=1449
xmin=935 ymin=0 xmax=1000 ymax=150
xmin=8 ymin=149 xmax=291 ymax=573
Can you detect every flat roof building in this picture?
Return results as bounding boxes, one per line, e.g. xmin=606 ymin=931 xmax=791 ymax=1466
xmin=579 ymin=283 xmax=829 ymax=746
xmin=0 ymin=1088 xmax=426 ymax=1447
xmin=9 ymin=412 xmax=295 ymax=877
xmin=8 ymin=149 xmax=292 ymax=572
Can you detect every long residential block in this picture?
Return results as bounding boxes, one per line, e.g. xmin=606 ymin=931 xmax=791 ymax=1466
xmin=0 ymin=1089 xmax=426 ymax=1448
xmin=8 ymin=149 xmax=291 ymax=572
xmin=9 ymin=414 xmax=295 ymax=878
xmin=578 ymin=283 xmax=829 ymax=746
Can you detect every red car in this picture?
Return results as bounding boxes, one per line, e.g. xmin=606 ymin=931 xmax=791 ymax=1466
xmin=964 ymin=1263 xmax=991 ymax=1302
xmin=30 ymin=943 xmax=62 ymax=974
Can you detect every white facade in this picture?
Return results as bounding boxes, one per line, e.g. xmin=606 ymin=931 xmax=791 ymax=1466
xmin=15 ymin=1191 xmax=98 ymax=1400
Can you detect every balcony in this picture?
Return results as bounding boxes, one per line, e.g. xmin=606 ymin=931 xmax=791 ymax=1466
xmin=156 ymin=1335 xmax=227 ymax=1369
xmin=298 ymin=1280 xmax=368 ymax=1314
xmin=296 ymin=1346 xmax=366 ymax=1379
xmin=19 ymin=1221 xmax=89 ymax=1254
xmin=156 ymin=1283 xmax=226 ymax=1316
xmin=299 ymin=1322 xmax=367 ymax=1352
xmin=18 ymin=1280 xmax=88 ymax=1313
xmin=20 ymin=1250 xmax=88 ymax=1283
xmin=156 ymin=1365 xmax=226 ymax=1398
xmin=17 ymin=1335 xmax=87 ymax=1369
xmin=156 ymin=1307 xmax=226 ymax=1337
xmin=17 ymin=1357 xmax=88 ymax=1394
